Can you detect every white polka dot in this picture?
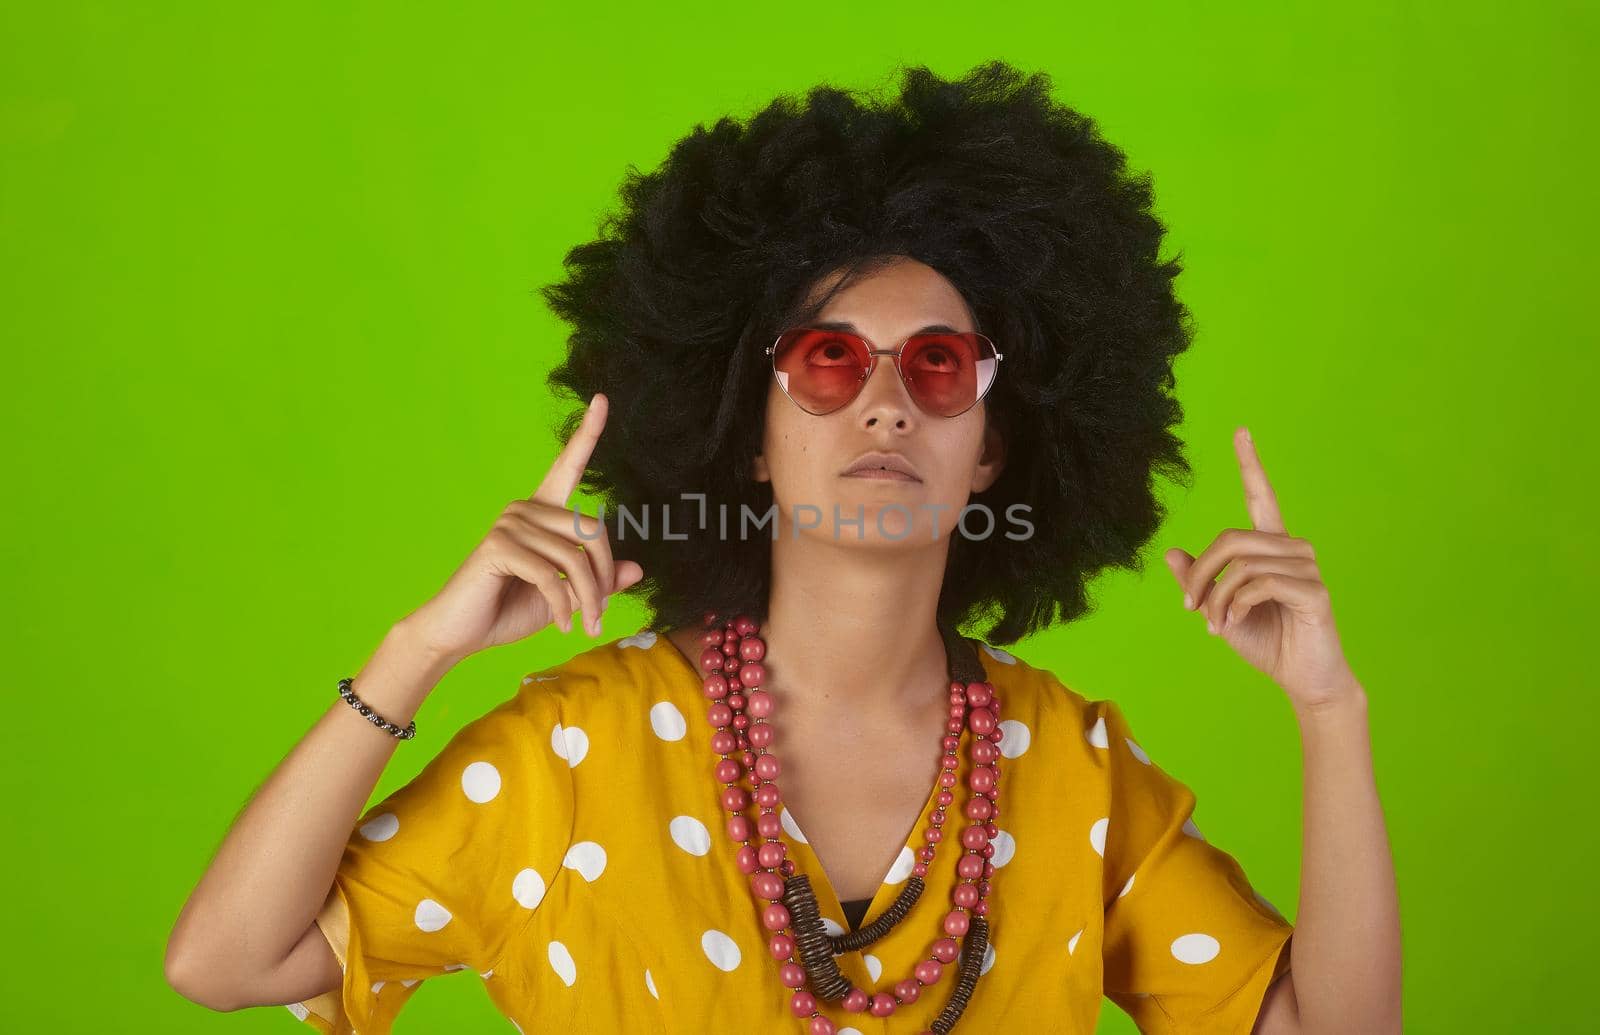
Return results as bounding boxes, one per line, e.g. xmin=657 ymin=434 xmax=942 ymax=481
xmin=1089 ymin=817 xmax=1108 ymax=857
xmin=513 ymin=1020 xmax=525 ymax=1034
xmin=1085 ymin=716 xmax=1109 ymax=749
xmin=1068 ymin=928 xmax=1082 ymax=955
xmin=1119 ymin=872 xmax=1136 ymax=898
xmin=358 ymin=812 xmax=399 ymax=841
xmin=512 ymin=868 xmax=546 ymax=909
xmin=522 ymin=675 xmax=533 ymax=684
xmin=619 ymin=630 xmax=658 ymax=650
xmin=644 ymin=967 xmax=659 ymax=999
xmin=650 ymin=701 xmax=687 ymax=741
xmin=863 ymin=953 xmax=883 ymax=982
xmin=562 ymin=841 xmax=607 ymax=882
xmin=839 ymin=1029 xmax=864 ymax=1035
xmin=550 ymin=723 xmax=589 ymax=767
xmin=1125 ymin=738 xmax=1151 ymax=764
xmin=669 ymin=815 xmax=712 ymax=856
xmin=701 ymin=929 xmax=742 ymax=971
xmin=413 ymin=899 xmax=452 ymax=933
xmin=995 ymin=719 xmax=1031 ymax=759
xmin=285 ymin=1003 xmax=309 ymax=1021
xmin=779 ymin=807 xmax=808 ymax=843
xmin=989 ymin=830 xmax=1016 ymax=869
xmin=444 ymin=962 xmax=469 ymax=972
xmin=1182 ymin=816 xmax=1205 ymax=840
xmin=461 ymin=761 xmax=502 ymax=803
xmin=479 ymin=967 xmax=494 ymax=978
xmin=820 ymin=916 xmax=846 ymax=938
xmin=1171 ymin=932 xmax=1221 ymax=964
xmin=980 ymin=942 xmax=996 ymax=976
xmin=883 ymin=846 xmax=916 ymax=884
xmin=981 ymin=643 xmax=1017 ymax=664
xmin=547 ymin=940 xmax=577 ymax=985
xmin=400 ymin=977 xmax=419 ymax=987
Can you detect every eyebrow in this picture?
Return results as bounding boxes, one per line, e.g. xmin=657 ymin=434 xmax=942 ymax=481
xmin=812 ymin=320 xmax=962 ymax=336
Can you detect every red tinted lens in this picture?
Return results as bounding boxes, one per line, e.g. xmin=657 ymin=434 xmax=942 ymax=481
xmin=899 ymin=332 xmax=997 ymax=417
xmin=771 ymin=329 xmax=872 ymax=414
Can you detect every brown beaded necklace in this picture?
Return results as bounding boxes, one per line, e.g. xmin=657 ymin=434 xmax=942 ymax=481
xmin=695 ymin=611 xmax=1004 ymax=1034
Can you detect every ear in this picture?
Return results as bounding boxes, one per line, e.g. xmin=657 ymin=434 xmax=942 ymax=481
xmin=971 ymin=417 xmax=1006 ymax=493
xmin=751 ymin=451 xmax=770 ymax=483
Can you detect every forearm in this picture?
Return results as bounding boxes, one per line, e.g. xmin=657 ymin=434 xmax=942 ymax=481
xmin=1289 ymin=683 xmax=1403 ymax=1035
xmin=164 ymin=622 xmax=457 ymax=1003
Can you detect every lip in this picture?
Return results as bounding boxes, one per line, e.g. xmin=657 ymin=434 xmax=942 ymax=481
xmin=840 ymin=451 xmax=922 ymax=482
xmin=844 ymin=469 xmax=920 ymax=482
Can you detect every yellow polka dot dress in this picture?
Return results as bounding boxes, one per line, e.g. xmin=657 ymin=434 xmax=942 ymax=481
xmin=290 ymin=629 xmax=1294 ymax=1034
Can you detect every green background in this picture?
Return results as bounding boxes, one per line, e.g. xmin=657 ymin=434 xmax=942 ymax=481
xmin=4 ymin=2 xmax=1594 ymax=1031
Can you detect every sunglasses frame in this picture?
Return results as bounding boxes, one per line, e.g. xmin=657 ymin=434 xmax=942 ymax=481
xmin=764 ymin=327 xmax=1004 ymax=418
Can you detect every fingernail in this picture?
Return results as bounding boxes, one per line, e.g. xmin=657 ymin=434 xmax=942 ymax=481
xmin=601 ymin=594 xmax=611 ymax=609
xmin=1206 ymin=617 xmax=1216 ymax=634
xmin=1183 ymin=593 xmax=1193 ymax=610
xmin=1244 ymin=427 xmax=1253 ymax=443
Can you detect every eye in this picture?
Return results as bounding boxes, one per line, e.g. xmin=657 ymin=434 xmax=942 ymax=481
xmin=806 ymin=339 xmax=857 ymax=366
xmin=908 ymin=345 xmax=959 ymax=372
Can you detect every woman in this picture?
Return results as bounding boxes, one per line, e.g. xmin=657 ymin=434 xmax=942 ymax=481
xmin=167 ymin=61 xmax=1401 ymax=1034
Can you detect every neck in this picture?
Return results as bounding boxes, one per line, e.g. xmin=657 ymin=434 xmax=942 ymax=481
xmin=756 ymin=528 xmax=955 ymax=720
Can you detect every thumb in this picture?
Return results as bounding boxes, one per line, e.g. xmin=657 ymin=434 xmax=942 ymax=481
xmin=611 ymin=560 xmax=645 ymax=595
xmin=1163 ymin=547 xmax=1193 ymax=588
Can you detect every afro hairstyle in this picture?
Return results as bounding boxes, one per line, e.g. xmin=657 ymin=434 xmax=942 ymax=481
xmin=539 ymin=59 xmax=1194 ymax=646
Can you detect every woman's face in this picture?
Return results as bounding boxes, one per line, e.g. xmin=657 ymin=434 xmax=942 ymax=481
xmin=753 ymin=255 xmax=1006 ymax=547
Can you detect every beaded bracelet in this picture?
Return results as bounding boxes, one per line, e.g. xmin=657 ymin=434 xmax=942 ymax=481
xmin=336 ymin=676 xmax=417 ymax=740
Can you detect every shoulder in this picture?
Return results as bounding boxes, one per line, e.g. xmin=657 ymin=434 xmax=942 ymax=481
xmin=971 ymin=639 xmax=1106 ymax=736
xmin=970 ymin=639 xmax=1157 ymax=771
xmin=508 ymin=629 xmax=690 ymax=750
xmin=972 ymin=642 xmax=1196 ymax=848
xmin=517 ymin=627 xmax=662 ymax=698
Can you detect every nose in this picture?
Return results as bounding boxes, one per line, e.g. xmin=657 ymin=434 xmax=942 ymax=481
xmin=856 ymin=351 xmax=917 ymax=429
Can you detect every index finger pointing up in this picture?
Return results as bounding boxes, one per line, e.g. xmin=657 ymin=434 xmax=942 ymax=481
xmin=533 ymin=393 xmax=609 ymax=507
xmin=1235 ymin=426 xmax=1287 ymax=534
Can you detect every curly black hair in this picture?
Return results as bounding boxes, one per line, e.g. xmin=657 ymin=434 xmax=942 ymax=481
xmin=538 ymin=59 xmax=1194 ymax=646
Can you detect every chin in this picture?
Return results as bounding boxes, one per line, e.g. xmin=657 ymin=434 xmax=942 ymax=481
xmin=822 ymin=498 xmax=945 ymax=545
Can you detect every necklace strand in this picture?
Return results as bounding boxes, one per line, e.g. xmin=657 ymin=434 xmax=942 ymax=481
xmin=696 ymin=611 xmax=1004 ymax=1033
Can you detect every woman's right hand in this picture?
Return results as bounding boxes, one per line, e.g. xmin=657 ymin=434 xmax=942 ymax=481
xmin=398 ymin=393 xmax=645 ymax=664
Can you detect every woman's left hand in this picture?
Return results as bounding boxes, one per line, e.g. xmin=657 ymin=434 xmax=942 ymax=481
xmin=1164 ymin=427 xmax=1360 ymax=713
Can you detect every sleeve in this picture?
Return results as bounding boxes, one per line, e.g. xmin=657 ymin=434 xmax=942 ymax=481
xmin=288 ymin=677 xmax=576 ymax=1035
xmin=1094 ymin=698 xmax=1294 ymax=1035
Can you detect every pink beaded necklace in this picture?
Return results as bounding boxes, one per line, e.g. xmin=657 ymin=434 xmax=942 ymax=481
xmin=696 ymin=611 xmax=1005 ymax=1034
